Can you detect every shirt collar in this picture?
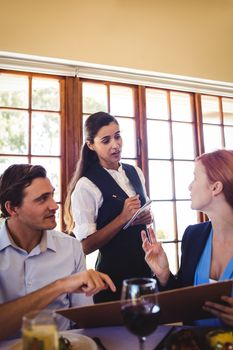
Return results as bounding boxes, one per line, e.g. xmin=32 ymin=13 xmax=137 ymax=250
xmin=0 ymin=220 xmax=57 ymax=253
xmin=0 ymin=221 xmax=11 ymax=251
xmin=30 ymin=230 xmax=57 ymax=253
xmin=104 ymin=163 xmax=123 ymax=174
xmin=46 ymin=230 xmax=57 ymax=252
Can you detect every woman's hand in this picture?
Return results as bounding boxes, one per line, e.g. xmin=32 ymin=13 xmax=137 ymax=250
xmin=203 ymin=295 xmax=233 ymax=327
xmin=61 ymin=269 xmax=116 ymax=297
xmin=120 ymin=195 xmax=141 ymax=222
xmin=141 ymin=227 xmax=170 ymax=286
xmin=131 ymin=208 xmax=153 ymax=226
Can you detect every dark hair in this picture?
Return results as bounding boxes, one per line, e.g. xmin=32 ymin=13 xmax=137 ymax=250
xmin=0 ymin=164 xmax=47 ymax=218
xmin=64 ymin=111 xmax=118 ymax=232
xmin=83 ymin=111 xmax=119 ymax=175
xmin=197 ymin=149 xmax=233 ymax=208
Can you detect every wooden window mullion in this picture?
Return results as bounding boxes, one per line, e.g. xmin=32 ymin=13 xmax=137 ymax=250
xmin=219 ymin=97 xmax=225 ymax=148
xmin=137 ymin=86 xmax=150 ymax=193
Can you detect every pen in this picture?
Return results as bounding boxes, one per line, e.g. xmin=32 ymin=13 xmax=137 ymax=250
xmin=145 ymin=226 xmax=152 ymax=244
xmin=112 ymin=194 xmax=125 ymax=202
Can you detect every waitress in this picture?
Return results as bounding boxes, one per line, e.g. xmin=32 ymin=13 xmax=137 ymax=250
xmin=64 ymin=111 xmax=153 ymax=302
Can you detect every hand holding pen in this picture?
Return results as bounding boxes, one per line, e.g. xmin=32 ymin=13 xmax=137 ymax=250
xmin=113 ymin=194 xmax=154 ymax=243
xmin=112 ymin=194 xmax=141 ymax=223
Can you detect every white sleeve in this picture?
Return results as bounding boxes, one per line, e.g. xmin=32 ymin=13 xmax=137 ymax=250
xmin=134 ymin=166 xmax=150 ymax=201
xmin=71 ymin=177 xmax=103 ymax=241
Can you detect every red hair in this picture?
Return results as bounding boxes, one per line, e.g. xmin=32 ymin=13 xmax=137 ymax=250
xmin=197 ymin=149 xmax=233 ymax=208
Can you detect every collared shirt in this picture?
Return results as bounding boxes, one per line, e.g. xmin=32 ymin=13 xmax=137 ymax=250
xmin=0 ymin=221 xmax=93 ymax=336
xmin=71 ymin=164 xmax=148 ymax=240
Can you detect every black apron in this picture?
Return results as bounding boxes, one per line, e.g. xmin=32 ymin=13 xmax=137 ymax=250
xmin=85 ymin=162 xmax=152 ymax=303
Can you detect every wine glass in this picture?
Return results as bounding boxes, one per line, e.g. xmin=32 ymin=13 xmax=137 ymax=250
xmin=121 ymin=277 xmax=160 ymax=350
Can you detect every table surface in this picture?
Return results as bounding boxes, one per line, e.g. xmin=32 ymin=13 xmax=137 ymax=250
xmin=0 ymin=324 xmax=175 ymax=350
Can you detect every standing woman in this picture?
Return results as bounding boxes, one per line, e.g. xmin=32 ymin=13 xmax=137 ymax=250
xmin=142 ymin=149 xmax=233 ymax=327
xmin=65 ymin=112 xmax=153 ymax=302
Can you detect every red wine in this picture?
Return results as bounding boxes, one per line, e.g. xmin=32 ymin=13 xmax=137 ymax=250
xmin=121 ymin=303 xmax=160 ymax=338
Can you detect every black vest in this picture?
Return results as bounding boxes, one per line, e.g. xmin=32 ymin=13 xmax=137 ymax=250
xmin=85 ymin=162 xmax=152 ymax=302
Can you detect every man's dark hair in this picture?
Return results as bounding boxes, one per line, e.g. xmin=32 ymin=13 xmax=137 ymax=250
xmin=0 ymin=164 xmax=47 ymax=218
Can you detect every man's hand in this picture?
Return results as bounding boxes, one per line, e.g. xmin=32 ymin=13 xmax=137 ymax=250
xmin=61 ymin=269 xmax=116 ymax=297
xmin=0 ymin=269 xmax=116 ymax=341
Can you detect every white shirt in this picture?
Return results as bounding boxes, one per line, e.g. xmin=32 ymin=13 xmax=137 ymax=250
xmin=71 ymin=164 xmax=148 ymax=241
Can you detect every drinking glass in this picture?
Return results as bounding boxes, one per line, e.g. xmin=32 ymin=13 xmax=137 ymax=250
xmin=121 ymin=277 xmax=160 ymax=350
xmin=22 ymin=310 xmax=59 ymax=350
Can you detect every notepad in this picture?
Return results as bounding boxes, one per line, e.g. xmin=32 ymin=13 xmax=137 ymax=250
xmin=123 ymin=199 xmax=152 ymax=230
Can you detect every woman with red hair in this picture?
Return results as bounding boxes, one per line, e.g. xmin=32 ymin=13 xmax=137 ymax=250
xmin=142 ymin=149 xmax=233 ymax=327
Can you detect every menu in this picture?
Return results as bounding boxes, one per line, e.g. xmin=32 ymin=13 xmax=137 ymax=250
xmin=56 ymin=280 xmax=232 ymax=328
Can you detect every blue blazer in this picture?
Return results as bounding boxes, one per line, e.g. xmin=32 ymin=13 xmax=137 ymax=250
xmin=160 ymin=221 xmax=212 ymax=290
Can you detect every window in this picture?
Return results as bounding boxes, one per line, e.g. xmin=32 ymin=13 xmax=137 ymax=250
xmin=79 ymin=80 xmax=233 ymax=273
xmin=1 ymin=69 xmax=232 ymax=274
xmin=143 ymin=89 xmax=198 ymax=273
xmin=201 ymin=95 xmax=233 ymax=151
xmin=82 ymin=82 xmax=138 ymax=163
xmin=0 ymin=72 xmax=64 ymax=229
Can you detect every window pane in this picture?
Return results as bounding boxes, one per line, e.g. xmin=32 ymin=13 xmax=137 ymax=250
xmin=172 ymin=122 xmax=195 ymax=159
xmin=146 ymin=89 xmax=169 ymax=120
xmin=151 ymin=201 xmax=175 ymax=241
xmin=149 ymin=160 xmax=173 ymax=199
xmin=82 ymin=114 xmax=88 ymax=142
xmin=176 ymin=201 xmax=197 ymax=240
xmin=147 ymin=120 xmax=171 ymax=158
xmin=82 ymin=83 xmax=107 ymax=113
xmin=31 ymin=157 xmax=61 ymax=202
xmin=0 ymin=110 xmax=28 ymax=154
xmin=174 ymin=161 xmax=194 ymax=199
xmin=31 ymin=112 xmax=60 ymax=155
xmin=224 ymin=126 xmax=233 ymax=149
xmin=178 ymin=242 xmax=181 ymax=267
xmin=118 ymin=117 xmax=136 ymax=158
xmin=32 ymin=78 xmax=60 ymax=111
xmin=223 ymin=98 xmax=233 ymax=125
xmin=0 ymin=156 xmax=28 ymax=175
xmin=0 ymin=73 xmax=28 ymax=108
xmin=110 ymin=86 xmax=134 ymax=117
xmin=201 ymin=96 xmax=220 ymax=124
xmin=163 ymin=243 xmax=178 ymax=274
xmin=203 ymin=125 xmax=222 ymax=152
xmin=171 ymin=92 xmax=192 ymax=122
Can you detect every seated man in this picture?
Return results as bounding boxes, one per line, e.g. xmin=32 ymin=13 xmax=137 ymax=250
xmin=0 ymin=164 xmax=116 ymax=340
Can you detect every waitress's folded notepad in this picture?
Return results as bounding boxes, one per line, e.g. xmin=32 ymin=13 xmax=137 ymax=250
xmin=123 ymin=200 xmax=152 ymax=230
